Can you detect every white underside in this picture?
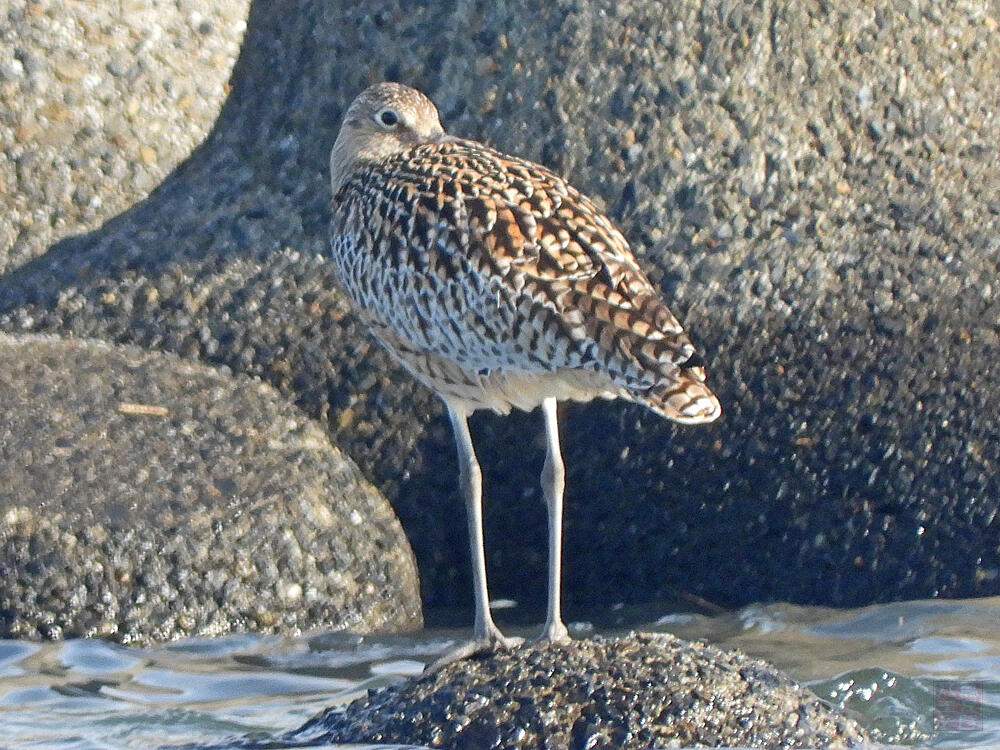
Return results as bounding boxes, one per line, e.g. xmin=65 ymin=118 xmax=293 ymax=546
xmin=394 ymin=348 xmax=621 ymax=415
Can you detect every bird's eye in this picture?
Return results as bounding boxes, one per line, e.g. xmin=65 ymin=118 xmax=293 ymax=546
xmin=376 ymin=108 xmax=399 ymax=128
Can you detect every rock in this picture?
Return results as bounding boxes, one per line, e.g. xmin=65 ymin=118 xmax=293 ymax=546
xmin=0 ymin=334 xmax=421 ymax=644
xmin=0 ymin=0 xmax=997 ymax=616
xmin=0 ymin=0 xmax=250 ymax=275
xmin=282 ymin=634 xmax=869 ymax=749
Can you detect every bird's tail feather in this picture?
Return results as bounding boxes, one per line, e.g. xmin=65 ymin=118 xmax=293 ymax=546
xmin=633 ymin=367 xmax=722 ymax=424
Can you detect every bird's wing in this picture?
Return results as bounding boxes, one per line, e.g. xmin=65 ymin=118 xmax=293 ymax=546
xmin=332 ymin=138 xmax=701 ymax=388
xmin=430 ymin=140 xmax=699 ymax=378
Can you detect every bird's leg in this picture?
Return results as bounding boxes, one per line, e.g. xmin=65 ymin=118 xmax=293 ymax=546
xmin=426 ymin=403 xmax=521 ymax=673
xmin=539 ymin=397 xmax=571 ymax=643
xmin=451 ymin=406 xmax=499 ymax=642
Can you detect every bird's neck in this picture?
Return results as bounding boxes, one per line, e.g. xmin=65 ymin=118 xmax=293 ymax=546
xmin=329 ymin=139 xmax=364 ymax=195
xmin=330 ymin=133 xmax=413 ymax=194
xmin=330 ymin=131 xmax=451 ymax=195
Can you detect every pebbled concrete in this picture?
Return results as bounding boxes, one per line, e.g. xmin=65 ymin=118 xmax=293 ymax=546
xmin=0 ymin=0 xmax=250 ymax=276
xmin=0 ymin=334 xmax=421 ymax=643
xmin=0 ymin=0 xmax=997 ymax=618
xmin=284 ymin=633 xmax=869 ymax=749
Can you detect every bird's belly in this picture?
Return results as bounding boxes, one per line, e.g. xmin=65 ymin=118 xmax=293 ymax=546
xmin=371 ymin=325 xmax=620 ymax=414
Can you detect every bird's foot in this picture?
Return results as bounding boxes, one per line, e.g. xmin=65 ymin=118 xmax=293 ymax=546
xmin=423 ymin=626 xmax=523 ymax=675
xmin=535 ymin=619 xmax=571 ymax=645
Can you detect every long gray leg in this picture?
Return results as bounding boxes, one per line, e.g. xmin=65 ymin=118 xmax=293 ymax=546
xmin=443 ymin=401 xmax=521 ymax=650
xmin=539 ymin=397 xmax=570 ymax=643
xmin=445 ymin=401 xmax=496 ymax=640
xmin=424 ymin=402 xmax=522 ymax=673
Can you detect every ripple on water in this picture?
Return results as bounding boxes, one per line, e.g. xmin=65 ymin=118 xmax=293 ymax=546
xmin=0 ymin=598 xmax=998 ymax=748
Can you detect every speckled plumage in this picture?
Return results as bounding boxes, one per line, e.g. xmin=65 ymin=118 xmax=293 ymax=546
xmin=329 ymin=92 xmax=720 ymax=423
xmin=328 ymin=82 xmax=720 ymax=653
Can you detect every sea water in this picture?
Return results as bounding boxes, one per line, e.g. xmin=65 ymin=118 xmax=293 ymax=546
xmin=1 ymin=597 xmax=999 ymax=749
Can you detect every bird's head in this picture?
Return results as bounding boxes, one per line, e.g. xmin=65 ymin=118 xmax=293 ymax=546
xmin=330 ymin=82 xmax=445 ymax=193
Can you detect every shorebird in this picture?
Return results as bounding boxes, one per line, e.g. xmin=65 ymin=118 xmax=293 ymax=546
xmin=329 ymin=82 xmax=720 ymax=654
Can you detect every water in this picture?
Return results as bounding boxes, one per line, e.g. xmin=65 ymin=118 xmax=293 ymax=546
xmin=1 ymin=598 xmax=999 ymax=749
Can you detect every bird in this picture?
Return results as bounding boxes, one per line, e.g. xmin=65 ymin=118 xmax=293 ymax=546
xmin=328 ymin=82 xmax=720 ymax=656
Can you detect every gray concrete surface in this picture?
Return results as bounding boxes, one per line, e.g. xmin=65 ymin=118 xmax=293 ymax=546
xmin=0 ymin=0 xmax=249 ymax=275
xmin=0 ymin=334 xmax=421 ymax=643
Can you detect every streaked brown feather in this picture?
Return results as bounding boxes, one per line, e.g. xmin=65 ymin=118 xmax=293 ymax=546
xmin=331 ymin=130 xmax=719 ymax=423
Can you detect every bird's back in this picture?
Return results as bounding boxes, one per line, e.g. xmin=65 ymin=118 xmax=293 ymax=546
xmin=330 ymin=138 xmax=720 ymax=423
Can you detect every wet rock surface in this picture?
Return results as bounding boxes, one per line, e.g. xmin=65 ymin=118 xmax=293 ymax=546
xmin=286 ymin=633 xmax=869 ymax=749
xmin=0 ymin=0 xmax=997 ymax=617
xmin=0 ymin=0 xmax=249 ymax=274
xmin=0 ymin=334 xmax=421 ymax=643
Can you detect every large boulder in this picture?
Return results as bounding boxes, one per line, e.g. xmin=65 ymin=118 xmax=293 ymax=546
xmin=0 ymin=334 xmax=421 ymax=643
xmin=283 ymin=634 xmax=869 ymax=749
xmin=0 ymin=0 xmax=250 ymax=274
xmin=0 ymin=0 xmax=997 ymax=617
